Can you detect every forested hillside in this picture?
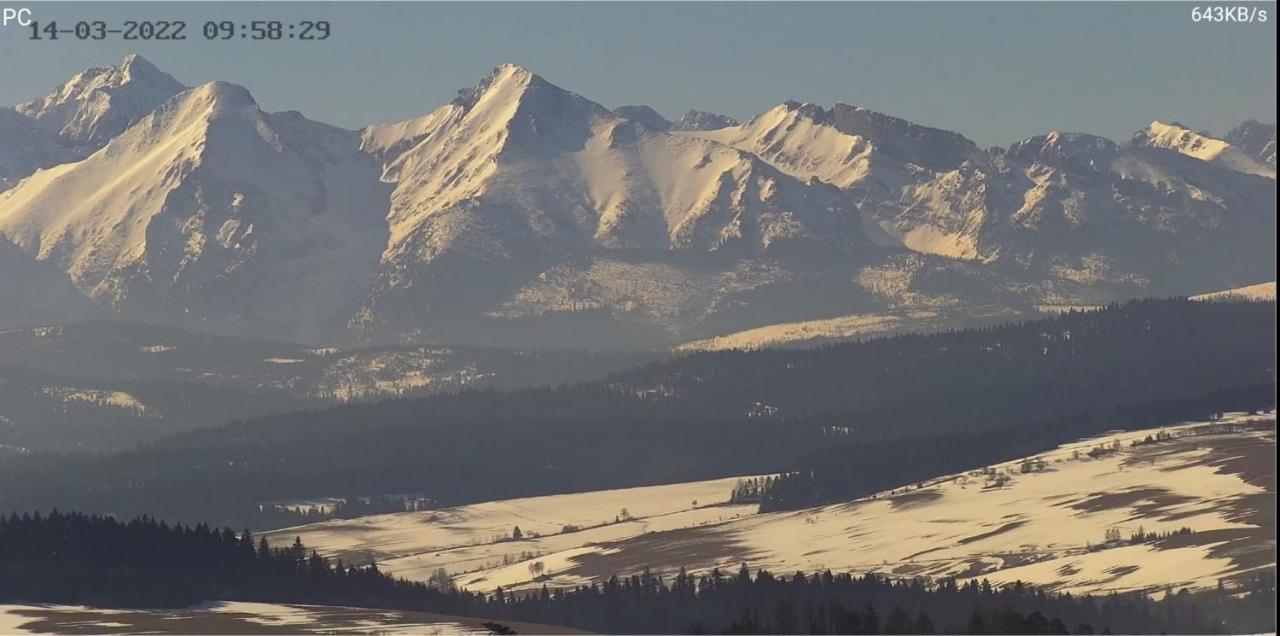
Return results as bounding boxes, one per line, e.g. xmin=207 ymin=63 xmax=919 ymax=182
xmin=614 ymin=298 xmax=1276 ymax=437
xmin=0 ymin=299 xmax=1272 ymax=528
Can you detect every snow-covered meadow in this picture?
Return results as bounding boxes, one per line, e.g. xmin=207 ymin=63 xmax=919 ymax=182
xmin=266 ymin=476 xmax=760 ymax=588
xmin=282 ymin=414 xmax=1274 ymax=598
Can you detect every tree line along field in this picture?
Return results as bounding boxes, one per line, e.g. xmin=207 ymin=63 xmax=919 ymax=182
xmin=0 ymin=511 xmax=1274 ymax=634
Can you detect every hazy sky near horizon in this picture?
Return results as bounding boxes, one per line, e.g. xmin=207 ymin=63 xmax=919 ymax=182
xmin=1 ymin=2 xmax=1274 ymax=146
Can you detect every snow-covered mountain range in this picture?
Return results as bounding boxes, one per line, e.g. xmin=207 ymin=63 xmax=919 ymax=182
xmin=1 ymin=56 xmax=1274 ymax=346
xmin=690 ymin=103 xmax=1275 ymax=272
xmin=1 ymin=78 xmax=390 ymax=339
xmin=354 ymin=64 xmax=863 ymax=342
xmin=16 ymin=54 xmax=186 ymax=152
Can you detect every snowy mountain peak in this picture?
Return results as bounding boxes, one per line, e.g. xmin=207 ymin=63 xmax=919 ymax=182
xmin=371 ymin=66 xmax=862 ymax=257
xmin=351 ymin=66 xmax=867 ymax=337
xmin=1224 ymin=120 xmax=1276 ymax=167
xmin=776 ymin=100 xmax=830 ymax=123
xmin=182 ymin=81 xmax=258 ymax=113
xmin=448 ymin=64 xmax=614 ymax=152
xmin=118 ymin=53 xmax=165 ymax=82
xmin=452 ymin=64 xmax=551 ymax=111
xmin=1131 ymin=120 xmax=1274 ymax=178
xmin=1006 ymin=130 xmax=1121 ymax=171
xmin=364 ymin=65 xmax=581 ymax=170
xmin=670 ymin=110 xmax=739 ymax=132
xmin=5 ymin=60 xmax=1275 ymax=347
xmin=1135 ymin=120 xmax=1215 ymax=149
xmin=612 ymin=105 xmax=671 ymax=131
xmin=723 ymin=100 xmax=976 ymax=172
xmin=826 ymin=104 xmax=976 ymax=171
xmin=15 ymin=54 xmax=186 ymax=150
xmin=686 ymin=101 xmax=885 ymax=191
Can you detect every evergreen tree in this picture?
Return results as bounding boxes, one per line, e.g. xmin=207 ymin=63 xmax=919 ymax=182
xmin=884 ymin=606 xmax=911 ymax=634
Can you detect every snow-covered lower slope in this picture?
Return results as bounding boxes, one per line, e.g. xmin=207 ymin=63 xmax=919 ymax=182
xmin=283 ymin=415 xmax=1274 ymax=597
xmin=15 ymin=54 xmax=185 ymax=151
xmin=0 ymin=81 xmax=391 ymax=338
xmin=0 ymin=602 xmax=580 ymax=635
xmin=1131 ymin=121 xmax=1275 ymax=178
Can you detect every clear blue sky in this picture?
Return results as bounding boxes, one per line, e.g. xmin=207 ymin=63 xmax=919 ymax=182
xmin=1 ymin=2 xmax=1274 ymax=146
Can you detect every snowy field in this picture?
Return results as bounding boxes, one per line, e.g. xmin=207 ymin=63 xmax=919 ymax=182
xmin=0 ymin=602 xmax=580 ymax=634
xmin=518 ymin=414 xmax=1274 ymax=597
xmin=677 ymin=310 xmax=948 ymax=351
xmin=266 ymin=476 xmax=761 ymax=589
xmin=284 ymin=415 xmax=1274 ymax=598
xmin=675 ymin=304 xmax=1041 ymax=351
xmin=678 ymin=280 xmax=1277 ymax=351
xmin=1191 ymin=281 xmax=1276 ymax=303
xmin=37 ymin=387 xmax=150 ymax=414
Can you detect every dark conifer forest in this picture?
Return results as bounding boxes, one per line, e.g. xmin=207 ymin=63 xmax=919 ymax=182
xmin=2 ymin=511 xmax=1275 ymax=634
xmin=0 ymin=299 xmax=1273 ymax=529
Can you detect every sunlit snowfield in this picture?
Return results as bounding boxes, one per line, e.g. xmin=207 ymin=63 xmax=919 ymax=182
xmin=678 ymin=282 xmax=1278 ymax=351
xmin=266 ymin=476 xmax=762 ymax=590
xmin=274 ymin=413 xmax=1274 ymax=597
